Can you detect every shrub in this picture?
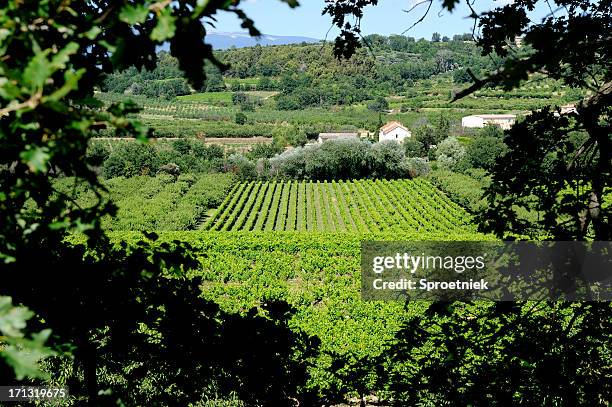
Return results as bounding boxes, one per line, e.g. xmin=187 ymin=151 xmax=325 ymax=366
xmin=231 ymin=92 xmax=256 ymax=111
xmin=434 ymin=137 xmax=466 ymax=170
xmin=172 ymin=138 xmax=192 ymax=155
xmin=274 ymin=94 xmax=301 ymax=110
xmin=427 ymin=169 xmax=488 ymax=212
xmin=248 ymin=143 xmax=283 ymax=160
xmin=102 ymin=142 xmax=160 ymax=178
xmin=157 ymin=163 xmax=181 ymax=177
xmin=368 ymin=141 xmax=408 ymax=178
xmin=304 ymin=139 xmax=371 ymax=180
xmin=433 ymin=114 xmax=451 ymax=141
xmin=272 ymin=125 xmax=307 ymax=147
xmin=235 ymin=112 xmax=247 ymax=125
xmin=231 ymin=92 xmax=248 ymax=105
xmin=478 ymin=124 xmax=504 ymax=138
xmin=224 ymin=154 xmax=256 ymax=180
xmin=87 ymin=141 xmax=111 ymax=167
xmin=132 ymin=78 xmax=190 ymax=98
xmin=404 ymin=138 xmax=426 ymax=158
xmin=367 ymin=96 xmax=389 ymax=112
xmin=406 ymin=157 xmax=431 ymax=177
xmin=240 ymin=101 xmax=255 ymax=112
xmin=100 ymin=139 xmax=228 ymax=177
xmin=268 ymin=146 xmax=308 ymax=179
xmin=266 ymin=139 xmax=413 ymax=180
xmin=464 ymin=135 xmax=508 ymax=172
xmin=413 ymin=124 xmax=437 ymax=149
xmin=437 ymin=154 xmax=458 ymax=170
xmin=192 ymin=143 xmax=224 ymax=161
xmin=464 ymin=167 xmax=490 ymax=182
xmin=255 ymin=158 xmax=272 ymax=179
xmin=453 ymin=68 xmax=472 ymax=84
xmin=289 ymin=129 xmax=308 ymax=147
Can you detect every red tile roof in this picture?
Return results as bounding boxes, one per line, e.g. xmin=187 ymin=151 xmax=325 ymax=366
xmin=380 ymin=121 xmax=408 ymax=135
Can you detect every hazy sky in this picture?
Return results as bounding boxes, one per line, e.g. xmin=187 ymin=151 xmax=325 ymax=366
xmin=210 ymin=0 xmax=552 ymax=40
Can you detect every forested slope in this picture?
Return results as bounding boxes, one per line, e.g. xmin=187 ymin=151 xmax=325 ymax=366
xmin=102 ymin=34 xmax=498 ymax=102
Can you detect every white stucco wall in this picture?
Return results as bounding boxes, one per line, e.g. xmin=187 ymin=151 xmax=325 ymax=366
xmin=461 ymin=116 xmax=485 ymax=128
xmin=379 ymin=128 xmax=411 ymax=143
xmin=487 ymin=118 xmax=515 ymax=130
xmin=462 ymin=115 xmax=515 ymax=130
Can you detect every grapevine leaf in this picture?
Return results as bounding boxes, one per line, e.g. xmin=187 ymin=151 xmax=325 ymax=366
xmin=20 ymin=146 xmax=51 ymax=173
xmin=119 ymin=4 xmax=150 ymax=25
xmin=151 ymin=9 xmax=177 ymax=42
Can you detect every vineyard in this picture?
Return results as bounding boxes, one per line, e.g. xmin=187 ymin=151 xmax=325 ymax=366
xmin=65 ymin=176 xmax=485 ymax=395
xmin=54 ymin=176 xmax=474 ymax=234
xmin=54 ymin=173 xmax=235 ymax=231
xmin=94 ymin=74 xmax=576 ymax=139
xmin=55 ymin=175 xmax=490 ymax=399
xmin=110 ymin=230 xmax=490 ymax=395
xmin=204 ymin=178 xmax=473 ymax=233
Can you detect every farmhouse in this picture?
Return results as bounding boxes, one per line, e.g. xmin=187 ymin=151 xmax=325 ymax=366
xmin=379 ymin=121 xmax=411 ymax=143
xmin=461 ymin=114 xmax=516 ymax=130
xmin=317 ymin=132 xmax=359 ymax=143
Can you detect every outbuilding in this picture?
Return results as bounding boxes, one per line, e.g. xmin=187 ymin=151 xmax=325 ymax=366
xmin=378 ymin=121 xmax=411 ymax=143
xmin=317 ymin=132 xmax=359 ymax=143
xmin=461 ymin=114 xmax=516 ymax=130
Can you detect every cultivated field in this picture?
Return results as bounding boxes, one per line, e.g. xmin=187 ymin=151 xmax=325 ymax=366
xmin=204 ymin=179 xmax=472 ymax=233
xmin=110 ymin=228 xmax=490 ymax=395
xmin=55 ymin=173 xmax=235 ymax=231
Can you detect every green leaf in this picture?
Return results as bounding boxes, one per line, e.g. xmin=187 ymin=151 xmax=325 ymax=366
xmin=3 ymin=340 xmax=54 ymax=380
xmin=22 ymin=43 xmax=79 ymax=90
xmin=99 ymin=40 xmax=117 ymax=53
xmin=151 ymin=9 xmax=176 ymax=42
xmin=119 ymin=4 xmax=150 ymax=24
xmin=23 ymin=50 xmax=52 ymax=89
xmin=20 ymin=146 xmax=51 ymax=173
xmin=45 ymin=68 xmax=85 ymax=102
xmin=0 ymin=298 xmax=54 ymax=380
xmin=0 ymin=77 xmax=20 ymax=100
xmin=50 ymin=42 xmax=79 ymax=70
xmin=83 ymin=26 xmax=102 ymax=40
xmin=49 ymin=220 xmax=71 ymax=230
xmin=0 ymin=297 xmax=33 ymax=337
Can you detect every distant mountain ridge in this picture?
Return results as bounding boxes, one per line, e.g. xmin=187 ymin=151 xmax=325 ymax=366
xmin=206 ymin=31 xmax=320 ymax=49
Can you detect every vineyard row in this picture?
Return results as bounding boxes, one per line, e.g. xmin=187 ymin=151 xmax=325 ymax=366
xmin=204 ymin=179 xmax=473 ymax=233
